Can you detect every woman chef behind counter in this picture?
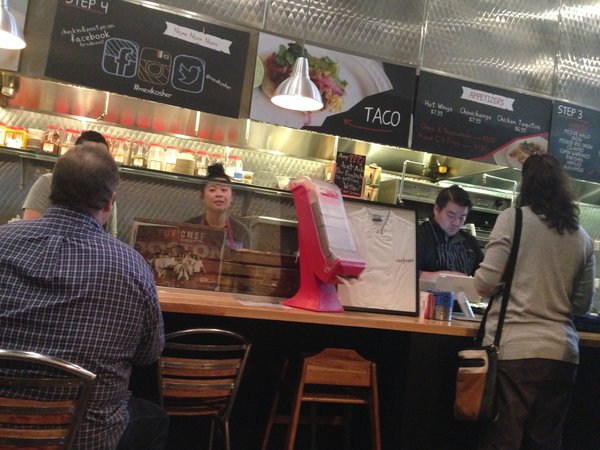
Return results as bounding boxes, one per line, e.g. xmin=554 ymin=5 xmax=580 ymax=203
xmin=186 ymin=163 xmax=252 ymax=250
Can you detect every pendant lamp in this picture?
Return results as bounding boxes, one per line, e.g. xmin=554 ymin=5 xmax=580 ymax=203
xmin=271 ymin=56 xmax=323 ymax=112
xmin=0 ymin=0 xmax=25 ymax=50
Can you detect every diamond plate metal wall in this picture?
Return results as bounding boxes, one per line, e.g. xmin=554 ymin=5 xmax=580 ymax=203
xmin=265 ymin=0 xmax=425 ymax=65
xmin=555 ymin=0 xmax=600 ymax=107
xmin=127 ymin=0 xmax=267 ymax=29
xmin=422 ymin=0 xmax=560 ymax=96
xmin=143 ymin=0 xmax=600 ymax=109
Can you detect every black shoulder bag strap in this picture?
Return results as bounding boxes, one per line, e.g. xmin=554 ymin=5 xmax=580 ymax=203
xmin=476 ymin=207 xmax=523 ymax=347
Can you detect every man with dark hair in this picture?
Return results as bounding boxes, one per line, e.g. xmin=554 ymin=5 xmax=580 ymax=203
xmin=22 ymin=130 xmax=119 ymax=236
xmin=0 ymin=145 xmax=168 ymax=450
xmin=417 ymin=184 xmax=483 ymax=276
xmin=75 ymin=130 xmax=109 ymax=146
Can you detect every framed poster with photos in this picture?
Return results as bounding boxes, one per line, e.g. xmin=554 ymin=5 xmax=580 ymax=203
xmin=338 ymin=198 xmax=418 ymax=316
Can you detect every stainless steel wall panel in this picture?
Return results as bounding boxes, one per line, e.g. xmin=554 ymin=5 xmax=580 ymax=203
xmin=265 ymin=0 xmax=424 ymax=64
xmin=422 ymin=0 xmax=560 ymax=95
xmin=126 ymin=0 xmax=267 ymax=29
xmin=555 ymin=0 xmax=600 ymax=109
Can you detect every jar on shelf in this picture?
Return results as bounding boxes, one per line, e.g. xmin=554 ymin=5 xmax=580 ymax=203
xmin=40 ymin=125 xmax=61 ymax=154
xmin=0 ymin=122 xmax=6 ymax=146
xmin=175 ymin=149 xmax=196 ymax=175
xmin=148 ymin=143 xmax=165 ymax=171
xmin=228 ymin=155 xmax=244 ymax=182
xmin=5 ymin=126 xmax=28 ymax=149
xmin=129 ymin=140 xmax=149 ymax=168
xmin=103 ymin=135 xmax=114 ymax=151
xmin=111 ymin=137 xmax=131 ymax=165
xmin=195 ymin=150 xmax=210 ymax=177
xmin=58 ymin=128 xmax=80 ymax=155
xmin=164 ymin=146 xmax=180 ymax=172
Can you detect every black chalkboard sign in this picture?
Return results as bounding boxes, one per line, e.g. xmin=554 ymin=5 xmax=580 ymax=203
xmin=334 ymin=152 xmax=366 ymax=197
xmin=549 ymin=101 xmax=600 ymax=182
xmin=45 ymin=0 xmax=250 ymax=118
xmin=412 ymin=71 xmax=552 ymax=168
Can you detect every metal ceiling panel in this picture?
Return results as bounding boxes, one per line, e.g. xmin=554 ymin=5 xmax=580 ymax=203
xmin=555 ymin=0 xmax=600 ymax=109
xmin=422 ymin=0 xmax=560 ymax=95
xmin=265 ymin=0 xmax=424 ymax=64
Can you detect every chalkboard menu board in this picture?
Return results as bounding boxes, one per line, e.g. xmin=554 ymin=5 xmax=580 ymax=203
xmin=549 ymin=101 xmax=600 ymax=182
xmin=412 ymin=71 xmax=552 ymax=169
xmin=304 ymin=63 xmax=417 ymax=148
xmin=45 ymin=0 xmax=250 ymax=118
xmin=334 ymin=152 xmax=366 ymax=197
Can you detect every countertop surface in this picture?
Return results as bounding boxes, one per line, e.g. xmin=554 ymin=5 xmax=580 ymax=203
xmin=158 ymin=287 xmax=600 ymax=347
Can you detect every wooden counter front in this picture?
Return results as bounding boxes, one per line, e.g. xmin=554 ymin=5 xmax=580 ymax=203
xmin=158 ymin=287 xmax=600 ymax=347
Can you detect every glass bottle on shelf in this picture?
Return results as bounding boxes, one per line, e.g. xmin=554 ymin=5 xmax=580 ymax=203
xmin=230 ymin=155 xmax=243 ymax=182
xmin=164 ymin=146 xmax=180 ymax=172
xmin=0 ymin=122 xmax=6 ymax=146
xmin=40 ymin=125 xmax=61 ymax=154
xmin=148 ymin=143 xmax=165 ymax=171
xmin=111 ymin=137 xmax=131 ymax=165
xmin=195 ymin=150 xmax=209 ymax=177
xmin=129 ymin=140 xmax=149 ymax=168
xmin=58 ymin=128 xmax=80 ymax=155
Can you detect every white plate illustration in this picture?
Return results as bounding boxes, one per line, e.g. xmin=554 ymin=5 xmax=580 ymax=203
xmin=493 ymin=136 xmax=548 ymax=169
xmin=250 ymin=34 xmax=393 ymax=129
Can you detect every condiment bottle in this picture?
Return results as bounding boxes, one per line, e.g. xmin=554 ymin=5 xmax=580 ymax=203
xmin=129 ymin=140 xmax=149 ymax=168
xmin=0 ymin=122 xmax=6 ymax=146
xmin=58 ymin=128 xmax=79 ymax=155
xmin=111 ymin=137 xmax=131 ymax=165
xmin=230 ymin=155 xmax=244 ymax=182
xmin=148 ymin=143 xmax=165 ymax=171
xmin=40 ymin=125 xmax=61 ymax=154
xmin=164 ymin=146 xmax=180 ymax=172
xmin=195 ymin=150 xmax=209 ymax=177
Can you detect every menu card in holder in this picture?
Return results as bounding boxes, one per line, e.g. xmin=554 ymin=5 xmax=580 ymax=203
xmin=284 ymin=176 xmax=366 ymax=312
xmin=334 ymin=151 xmax=366 ymax=198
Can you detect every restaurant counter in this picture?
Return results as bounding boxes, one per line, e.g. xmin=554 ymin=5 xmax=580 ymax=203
xmin=157 ymin=287 xmax=600 ymax=449
xmin=158 ymin=287 xmax=600 ymax=347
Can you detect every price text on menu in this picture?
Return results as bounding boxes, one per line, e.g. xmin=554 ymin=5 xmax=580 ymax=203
xmin=549 ymin=101 xmax=600 ymax=182
xmin=412 ymin=71 xmax=552 ymax=162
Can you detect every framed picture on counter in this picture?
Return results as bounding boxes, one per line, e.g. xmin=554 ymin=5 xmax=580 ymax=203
xmin=338 ymin=198 xmax=419 ymax=316
xmin=131 ymin=218 xmax=226 ymax=291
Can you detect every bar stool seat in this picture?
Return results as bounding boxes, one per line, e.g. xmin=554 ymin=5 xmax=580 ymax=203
xmin=262 ymin=348 xmax=381 ymax=450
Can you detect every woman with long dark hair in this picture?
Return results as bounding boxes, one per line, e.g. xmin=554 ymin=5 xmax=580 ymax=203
xmin=474 ymin=154 xmax=595 ymax=450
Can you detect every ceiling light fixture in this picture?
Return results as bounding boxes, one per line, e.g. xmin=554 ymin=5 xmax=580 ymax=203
xmin=270 ymin=54 xmax=324 ymax=112
xmin=0 ymin=0 xmax=26 ymax=50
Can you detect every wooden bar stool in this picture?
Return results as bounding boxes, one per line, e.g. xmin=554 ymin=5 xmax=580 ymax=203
xmin=262 ymin=348 xmax=381 ymax=450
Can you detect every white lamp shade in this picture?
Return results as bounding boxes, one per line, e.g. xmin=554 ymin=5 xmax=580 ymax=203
xmin=0 ymin=2 xmax=25 ymax=50
xmin=271 ymin=57 xmax=323 ymax=112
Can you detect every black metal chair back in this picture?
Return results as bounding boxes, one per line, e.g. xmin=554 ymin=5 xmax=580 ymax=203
xmin=158 ymin=328 xmax=251 ymax=450
xmin=0 ymin=349 xmax=96 ymax=450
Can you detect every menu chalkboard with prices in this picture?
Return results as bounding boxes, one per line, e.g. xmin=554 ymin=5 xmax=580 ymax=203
xmin=334 ymin=152 xmax=366 ymax=198
xmin=412 ymin=71 xmax=552 ymax=169
xmin=46 ymin=0 xmax=250 ymax=118
xmin=549 ymin=101 xmax=600 ymax=182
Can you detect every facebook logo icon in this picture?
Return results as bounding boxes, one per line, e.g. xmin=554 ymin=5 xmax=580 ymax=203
xmin=102 ymin=38 xmax=139 ymax=78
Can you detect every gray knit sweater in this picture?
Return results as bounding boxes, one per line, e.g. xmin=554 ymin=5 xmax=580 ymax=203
xmin=474 ymin=206 xmax=595 ymax=364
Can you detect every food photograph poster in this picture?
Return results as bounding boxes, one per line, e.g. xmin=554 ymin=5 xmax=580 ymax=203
xmin=250 ymin=32 xmax=416 ymax=148
xmin=132 ymin=220 xmax=226 ymax=291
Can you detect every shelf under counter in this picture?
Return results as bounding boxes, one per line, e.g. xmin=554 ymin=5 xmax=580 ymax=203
xmin=158 ymin=287 xmax=600 ymax=347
